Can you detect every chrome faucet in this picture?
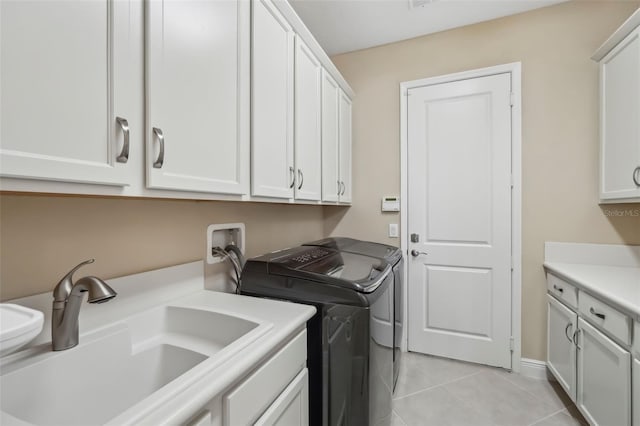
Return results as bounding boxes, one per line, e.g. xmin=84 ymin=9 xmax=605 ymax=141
xmin=51 ymin=259 xmax=117 ymax=351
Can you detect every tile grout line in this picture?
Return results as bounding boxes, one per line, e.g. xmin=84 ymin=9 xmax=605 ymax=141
xmin=392 ymin=409 xmax=408 ymax=426
xmin=526 ymin=407 xmax=566 ymax=426
xmin=392 ymin=369 xmax=485 ymax=401
xmin=493 ymin=370 xmax=569 ymax=410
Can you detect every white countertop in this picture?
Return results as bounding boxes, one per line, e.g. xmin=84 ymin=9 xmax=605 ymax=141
xmin=0 ymin=261 xmax=316 ymax=425
xmin=543 ymin=262 xmax=640 ymax=320
xmin=544 ymin=242 xmax=640 ymax=321
xmin=117 ymin=290 xmax=315 ymax=425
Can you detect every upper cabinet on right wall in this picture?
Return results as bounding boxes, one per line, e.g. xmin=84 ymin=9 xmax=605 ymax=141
xmin=593 ymin=9 xmax=640 ymax=203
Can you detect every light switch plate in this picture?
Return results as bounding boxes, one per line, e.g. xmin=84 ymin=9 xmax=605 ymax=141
xmin=389 ymin=223 xmax=399 ymax=238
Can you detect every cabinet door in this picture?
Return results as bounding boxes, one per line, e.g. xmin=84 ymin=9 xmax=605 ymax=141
xmin=547 ymin=296 xmax=577 ymax=402
xmin=1 ymin=0 xmax=136 ymax=186
xmin=251 ymin=0 xmax=295 ymax=198
xmin=338 ymin=91 xmax=353 ymax=203
xmin=600 ymin=26 xmax=640 ymax=201
xmin=634 ymin=358 xmax=639 ymax=426
xmin=577 ymin=318 xmax=631 ymax=426
xmin=321 ymin=70 xmax=340 ymax=202
xmin=147 ymin=0 xmax=250 ymax=194
xmin=294 ymin=37 xmax=322 ymax=202
xmin=255 ymin=369 xmax=309 ymax=426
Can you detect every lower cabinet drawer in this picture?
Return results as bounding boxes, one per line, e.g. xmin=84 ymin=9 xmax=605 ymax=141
xmin=255 ymin=368 xmax=309 ymax=426
xmin=579 ymin=291 xmax=631 ymax=346
xmin=547 ymin=273 xmax=578 ymax=309
xmin=223 ymin=330 xmax=307 ymax=426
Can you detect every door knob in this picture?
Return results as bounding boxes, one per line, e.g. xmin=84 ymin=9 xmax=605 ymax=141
xmin=411 ymin=249 xmax=427 ymax=257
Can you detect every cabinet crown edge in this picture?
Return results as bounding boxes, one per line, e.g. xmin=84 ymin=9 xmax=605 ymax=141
xmin=592 ymin=8 xmax=640 ymax=61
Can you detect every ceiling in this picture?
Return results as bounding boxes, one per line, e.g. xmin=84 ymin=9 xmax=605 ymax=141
xmin=289 ymin=0 xmax=568 ymax=55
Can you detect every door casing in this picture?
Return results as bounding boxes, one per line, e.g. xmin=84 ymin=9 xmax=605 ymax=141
xmin=399 ymin=62 xmax=522 ymax=372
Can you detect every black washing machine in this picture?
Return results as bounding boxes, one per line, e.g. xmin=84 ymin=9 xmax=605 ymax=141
xmin=241 ymin=245 xmax=394 ymax=426
xmin=303 ymin=238 xmax=404 ymax=392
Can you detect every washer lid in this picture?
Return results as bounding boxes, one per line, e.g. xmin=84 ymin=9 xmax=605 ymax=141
xmin=268 ymin=246 xmax=391 ymax=293
xmin=304 ymin=237 xmax=402 ymax=263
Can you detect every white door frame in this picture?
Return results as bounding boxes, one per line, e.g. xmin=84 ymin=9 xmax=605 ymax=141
xmin=399 ymin=62 xmax=522 ymax=372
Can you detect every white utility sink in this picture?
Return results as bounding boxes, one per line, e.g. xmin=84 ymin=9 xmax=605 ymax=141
xmin=0 ymin=304 xmax=270 ymax=425
xmin=0 ymin=304 xmax=44 ymax=357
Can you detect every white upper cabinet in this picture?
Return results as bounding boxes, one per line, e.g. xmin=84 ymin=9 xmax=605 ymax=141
xmin=146 ymin=0 xmax=250 ymax=195
xmin=294 ymin=37 xmax=322 ymax=202
xmin=251 ymin=0 xmax=295 ymax=199
xmin=0 ymin=0 xmax=353 ymax=204
xmin=338 ymin=91 xmax=353 ymax=204
xmin=321 ymin=71 xmax=340 ymax=203
xmin=594 ymin=12 xmax=640 ymax=203
xmin=0 ymin=0 xmax=137 ymax=186
xmin=321 ymin=71 xmax=352 ymax=204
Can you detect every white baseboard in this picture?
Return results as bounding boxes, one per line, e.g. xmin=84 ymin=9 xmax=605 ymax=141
xmin=520 ymin=358 xmax=552 ymax=380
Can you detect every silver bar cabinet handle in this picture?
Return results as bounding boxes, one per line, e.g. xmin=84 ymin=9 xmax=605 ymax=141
xmin=152 ymin=127 xmax=164 ymax=169
xmin=341 ymin=181 xmax=346 ymax=195
xmin=633 ymin=166 xmax=640 ymax=187
xmin=289 ymin=166 xmax=295 ymax=188
xmin=553 ymin=284 xmax=564 ymax=293
xmin=337 ymin=180 xmax=341 ymax=196
xmin=589 ymin=307 xmax=606 ymax=320
xmin=297 ymin=169 xmax=304 ymax=190
xmin=572 ymin=329 xmax=582 ymax=350
xmin=564 ymin=323 xmax=573 ymax=342
xmin=116 ymin=117 xmax=130 ymax=163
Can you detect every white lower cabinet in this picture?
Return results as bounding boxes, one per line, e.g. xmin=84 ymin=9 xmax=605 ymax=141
xmin=577 ymin=318 xmax=631 ymax=426
xmin=633 ymin=358 xmax=639 ymax=426
xmin=547 ymin=296 xmax=577 ymax=401
xmin=184 ymin=330 xmax=308 ymax=426
xmin=255 ymin=368 xmax=309 ymax=426
xmin=546 ymin=273 xmax=635 ymax=426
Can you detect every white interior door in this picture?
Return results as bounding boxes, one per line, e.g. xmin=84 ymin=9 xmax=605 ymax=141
xmin=407 ymin=72 xmax=513 ymax=368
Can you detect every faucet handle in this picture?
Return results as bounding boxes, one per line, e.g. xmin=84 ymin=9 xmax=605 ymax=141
xmin=53 ymin=259 xmax=95 ymax=301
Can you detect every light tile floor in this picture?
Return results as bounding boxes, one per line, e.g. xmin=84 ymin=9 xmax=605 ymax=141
xmin=392 ymin=352 xmax=587 ymax=426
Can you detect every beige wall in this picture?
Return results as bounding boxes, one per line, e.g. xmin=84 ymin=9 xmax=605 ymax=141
xmin=1 ymin=1 xmax=640 ymax=363
xmin=329 ymin=1 xmax=640 ymax=361
xmin=0 ymin=194 xmax=324 ymax=301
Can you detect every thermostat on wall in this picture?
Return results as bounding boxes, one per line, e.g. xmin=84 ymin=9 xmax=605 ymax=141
xmin=381 ymin=196 xmax=400 ymax=212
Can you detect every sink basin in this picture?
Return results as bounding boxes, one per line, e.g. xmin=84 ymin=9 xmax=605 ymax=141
xmin=0 ymin=305 xmax=268 ymax=425
xmin=0 ymin=304 xmax=44 ymax=357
